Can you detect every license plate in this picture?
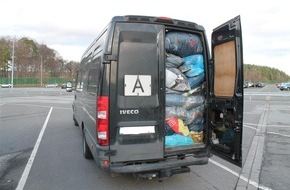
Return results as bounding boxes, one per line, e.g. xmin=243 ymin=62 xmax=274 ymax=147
xmin=119 ymin=126 xmax=155 ymax=135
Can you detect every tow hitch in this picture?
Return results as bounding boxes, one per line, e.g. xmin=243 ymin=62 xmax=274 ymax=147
xmin=134 ymin=166 xmax=190 ymax=180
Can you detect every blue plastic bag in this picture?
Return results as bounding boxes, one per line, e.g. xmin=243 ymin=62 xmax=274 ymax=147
xmin=187 ymin=73 xmax=205 ymax=89
xmin=189 ymin=116 xmax=205 ymax=131
xmin=165 ymin=134 xmax=194 ymax=147
xmin=180 ymin=54 xmax=204 ymax=77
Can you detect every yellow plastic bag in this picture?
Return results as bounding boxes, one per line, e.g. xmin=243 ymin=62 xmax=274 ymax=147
xmin=165 ymin=117 xmax=189 ymax=136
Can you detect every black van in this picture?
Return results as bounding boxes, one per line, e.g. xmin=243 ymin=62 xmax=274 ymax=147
xmin=72 ymin=15 xmax=243 ymax=179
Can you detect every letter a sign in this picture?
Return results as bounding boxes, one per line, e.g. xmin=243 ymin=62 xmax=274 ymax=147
xmin=124 ymin=75 xmax=151 ymax=96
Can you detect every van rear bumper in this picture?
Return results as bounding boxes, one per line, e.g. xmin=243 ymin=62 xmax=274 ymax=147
xmin=109 ymin=156 xmax=209 ymax=173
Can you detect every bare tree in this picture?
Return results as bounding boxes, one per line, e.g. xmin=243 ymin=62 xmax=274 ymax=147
xmin=1 ymin=36 xmax=80 ymax=85
xmin=65 ymin=61 xmax=79 ymax=79
xmin=0 ymin=38 xmax=11 ymax=77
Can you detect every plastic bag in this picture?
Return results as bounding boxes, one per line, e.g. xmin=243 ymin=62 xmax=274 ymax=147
xmin=189 ymin=131 xmax=204 ymax=143
xmin=191 ymin=117 xmax=204 ymax=125
xmin=166 ymin=93 xmax=188 ymax=107
xmin=165 ymin=32 xmax=203 ymax=57
xmin=182 ymin=85 xmax=203 ymax=96
xmin=189 ymin=117 xmax=205 ymax=132
xmin=189 ymin=124 xmax=205 ymax=132
xmin=166 ymin=68 xmax=190 ymax=91
xmin=187 ymin=73 xmax=205 ymax=89
xmin=178 ymin=65 xmax=191 ymax=73
xmin=180 ymin=54 xmax=204 ymax=77
xmin=184 ymin=105 xmax=205 ymax=125
xmin=166 ymin=93 xmax=205 ymax=110
xmin=166 ymin=88 xmax=182 ymax=94
xmin=165 ymin=107 xmax=187 ymax=120
xmin=165 ymin=117 xmax=189 ymax=136
xmin=165 ymin=134 xmax=194 ymax=147
xmin=166 ymin=53 xmax=184 ymax=68
xmin=165 ymin=123 xmax=175 ymax=136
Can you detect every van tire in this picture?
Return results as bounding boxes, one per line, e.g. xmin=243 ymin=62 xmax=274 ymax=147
xmin=73 ymin=115 xmax=79 ymax=126
xmin=83 ymin=131 xmax=93 ymax=159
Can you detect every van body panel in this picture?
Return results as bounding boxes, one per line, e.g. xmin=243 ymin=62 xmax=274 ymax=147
xmin=209 ymin=16 xmax=243 ymax=166
xmin=109 ymin=23 xmax=165 ymax=162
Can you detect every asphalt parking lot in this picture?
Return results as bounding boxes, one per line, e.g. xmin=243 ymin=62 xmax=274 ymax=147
xmin=1 ymin=86 xmax=290 ymax=190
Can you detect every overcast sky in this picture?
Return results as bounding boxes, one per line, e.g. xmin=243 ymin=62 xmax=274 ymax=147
xmin=1 ymin=0 xmax=290 ymax=75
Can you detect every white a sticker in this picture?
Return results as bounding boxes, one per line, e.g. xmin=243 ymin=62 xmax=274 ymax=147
xmin=124 ymin=75 xmax=151 ymax=96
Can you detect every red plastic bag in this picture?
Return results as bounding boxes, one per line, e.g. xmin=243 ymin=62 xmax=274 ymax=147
xmin=165 ymin=117 xmax=189 ymax=136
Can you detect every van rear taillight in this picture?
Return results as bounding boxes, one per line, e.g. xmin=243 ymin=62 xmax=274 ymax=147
xmin=97 ymin=96 xmax=109 ymax=146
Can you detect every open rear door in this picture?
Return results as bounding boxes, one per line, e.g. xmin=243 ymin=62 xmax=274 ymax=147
xmin=209 ymin=16 xmax=243 ymax=166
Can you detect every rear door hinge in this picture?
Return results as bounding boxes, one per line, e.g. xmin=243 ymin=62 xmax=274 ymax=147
xmin=103 ymin=53 xmax=117 ymax=64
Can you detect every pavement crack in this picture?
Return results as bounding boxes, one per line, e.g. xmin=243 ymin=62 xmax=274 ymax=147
xmin=0 ymin=147 xmax=33 ymax=180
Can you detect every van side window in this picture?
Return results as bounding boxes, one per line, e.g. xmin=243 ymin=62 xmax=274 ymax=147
xmin=87 ymin=69 xmax=97 ymax=92
xmin=76 ymin=70 xmax=84 ymax=91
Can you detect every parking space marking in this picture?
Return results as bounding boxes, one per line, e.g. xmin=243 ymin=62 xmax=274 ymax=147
xmin=16 ymin=107 xmax=53 ymax=190
xmin=267 ymin=131 xmax=290 ymax=138
xmin=243 ymin=122 xmax=259 ymax=127
xmin=237 ymin=103 xmax=269 ymax=189
xmin=209 ymin=159 xmax=272 ymax=190
xmin=267 ymin=124 xmax=290 ymax=128
xmin=7 ymin=103 xmax=71 ymax=110
xmin=244 ymin=124 xmax=258 ymax=131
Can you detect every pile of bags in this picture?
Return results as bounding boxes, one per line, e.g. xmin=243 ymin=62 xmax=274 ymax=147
xmin=164 ymin=32 xmax=205 ymax=147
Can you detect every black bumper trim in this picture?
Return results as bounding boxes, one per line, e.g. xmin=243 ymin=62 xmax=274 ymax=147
xmin=110 ymin=156 xmax=209 ymax=173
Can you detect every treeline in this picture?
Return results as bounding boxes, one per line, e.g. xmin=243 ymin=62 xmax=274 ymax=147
xmin=1 ymin=36 xmax=289 ymax=85
xmin=244 ymin=64 xmax=290 ymax=83
xmin=0 ymin=36 xmax=79 ymax=81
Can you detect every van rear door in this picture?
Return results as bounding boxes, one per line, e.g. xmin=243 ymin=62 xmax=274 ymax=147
xmin=209 ymin=16 xmax=243 ymax=166
xmin=109 ymin=23 xmax=165 ymax=162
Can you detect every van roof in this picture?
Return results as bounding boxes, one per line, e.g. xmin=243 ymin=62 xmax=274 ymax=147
xmin=112 ymin=15 xmax=205 ymax=31
xmin=80 ymin=15 xmax=205 ymax=61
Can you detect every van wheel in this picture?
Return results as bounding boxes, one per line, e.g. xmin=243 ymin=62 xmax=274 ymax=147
xmin=83 ymin=131 xmax=93 ymax=159
xmin=73 ymin=115 xmax=79 ymax=126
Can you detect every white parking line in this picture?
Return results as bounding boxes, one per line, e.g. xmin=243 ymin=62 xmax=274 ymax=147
xmin=16 ymin=107 xmax=53 ymax=190
xmin=267 ymin=124 xmax=290 ymax=128
xmin=243 ymin=122 xmax=259 ymax=127
xmin=237 ymin=103 xmax=270 ymax=189
xmin=244 ymin=123 xmax=290 ymax=137
xmin=267 ymin=131 xmax=290 ymax=138
xmin=244 ymin=124 xmax=259 ymax=131
xmin=209 ymin=159 xmax=272 ymax=190
xmin=8 ymin=103 xmax=71 ymax=110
